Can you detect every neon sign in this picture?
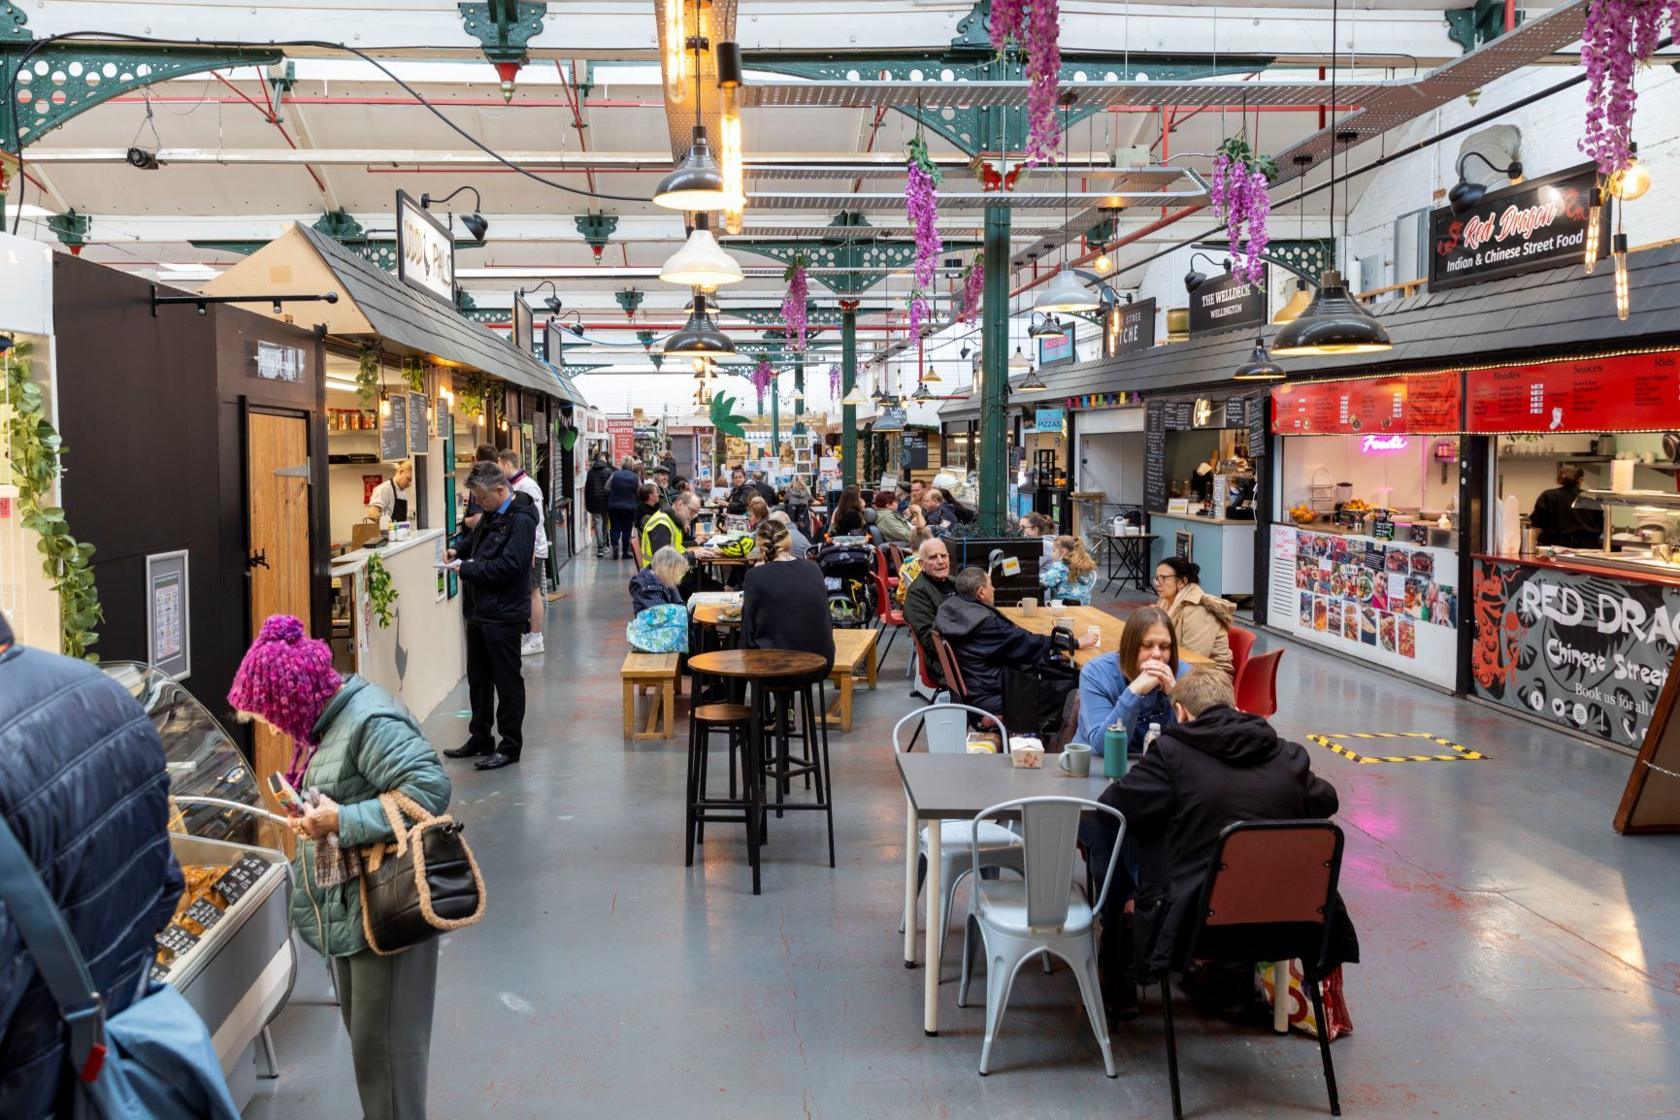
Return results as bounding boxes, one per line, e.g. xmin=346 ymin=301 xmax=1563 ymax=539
xmin=1360 ymin=434 xmax=1410 ymax=454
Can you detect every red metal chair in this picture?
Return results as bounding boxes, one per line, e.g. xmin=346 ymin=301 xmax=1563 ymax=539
xmin=1158 ymin=821 xmax=1347 ymax=1119
xmin=1235 ymin=648 xmax=1283 ymax=718
xmin=1228 ymin=624 xmax=1257 ymax=684
xmin=928 ymin=631 xmax=968 ymax=703
xmin=907 ymin=626 xmax=945 ymax=699
xmin=872 ymin=547 xmax=910 ymax=664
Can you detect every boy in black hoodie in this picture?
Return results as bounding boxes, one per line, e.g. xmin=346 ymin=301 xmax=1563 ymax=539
xmin=1088 ymin=667 xmax=1353 ymax=1016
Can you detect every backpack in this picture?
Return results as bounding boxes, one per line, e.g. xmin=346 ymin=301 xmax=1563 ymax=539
xmin=0 ymin=816 xmax=240 ymax=1120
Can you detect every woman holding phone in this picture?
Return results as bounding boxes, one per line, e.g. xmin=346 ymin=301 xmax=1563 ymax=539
xmin=228 ymin=615 xmax=450 ymax=1120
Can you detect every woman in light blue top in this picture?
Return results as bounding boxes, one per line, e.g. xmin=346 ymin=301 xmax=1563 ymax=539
xmin=1039 ymin=535 xmax=1098 ymax=604
xmin=1075 ymin=605 xmax=1191 ymax=752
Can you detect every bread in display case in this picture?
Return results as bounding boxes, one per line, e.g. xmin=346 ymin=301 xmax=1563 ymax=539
xmin=105 ymin=662 xmax=298 ymax=1110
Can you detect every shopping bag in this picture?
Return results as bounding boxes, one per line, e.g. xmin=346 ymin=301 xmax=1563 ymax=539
xmin=1257 ymin=959 xmax=1353 ymax=1041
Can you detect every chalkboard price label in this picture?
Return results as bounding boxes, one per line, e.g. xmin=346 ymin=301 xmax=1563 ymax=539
xmin=1372 ymin=513 xmax=1396 ymax=541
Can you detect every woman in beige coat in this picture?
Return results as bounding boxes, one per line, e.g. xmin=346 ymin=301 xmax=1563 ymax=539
xmin=1154 ymin=556 xmax=1236 ymax=677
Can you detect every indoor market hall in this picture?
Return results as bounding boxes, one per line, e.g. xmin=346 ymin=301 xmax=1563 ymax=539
xmin=1 ymin=1 xmax=1677 ymax=1118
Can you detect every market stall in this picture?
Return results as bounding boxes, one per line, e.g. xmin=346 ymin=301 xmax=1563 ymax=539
xmin=1468 ymin=349 xmax=1680 ymax=749
xmin=1267 ymin=372 xmax=1463 ymax=688
xmin=0 ymin=231 xmax=60 ymax=651
xmin=1144 ymin=395 xmax=1260 ymax=598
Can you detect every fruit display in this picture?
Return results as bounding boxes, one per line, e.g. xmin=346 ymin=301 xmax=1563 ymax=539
xmin=1289 ymin=504 xmax=1317 ymax=524
xmin=1343 ymin=498 xmax=1375 ymax=515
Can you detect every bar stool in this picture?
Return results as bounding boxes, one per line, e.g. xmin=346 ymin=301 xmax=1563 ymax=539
xmin=686 ymin=700 xmax=751 ymax=866
xmin=759 ymin=674 xmax=836 ymax=869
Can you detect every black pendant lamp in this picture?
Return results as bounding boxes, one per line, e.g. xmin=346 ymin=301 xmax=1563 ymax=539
xmin=1270 ymin=0 xmax=1391 ymax=358
xmin=663 ymin=290 xmax=735 ymax=357
xmin=1232 ymin=338 xmax=1286 ymax=381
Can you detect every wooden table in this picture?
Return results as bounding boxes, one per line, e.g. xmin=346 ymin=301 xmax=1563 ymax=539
xmin=896 ymin=752 xmax=1110 ymax=1035
xmin=999 ymin=604 xmax=1213 ymax=668
xmin=687 ymin=648 xmax=831 ymax=895
xmin=824 ymin=628 xmax=879 ymax=731
xmin=690 ymin=599 xmax=742 ymax=628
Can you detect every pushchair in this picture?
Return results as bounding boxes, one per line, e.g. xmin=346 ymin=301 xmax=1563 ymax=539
xmin=816 ymin=541 xmax=876 ymax=629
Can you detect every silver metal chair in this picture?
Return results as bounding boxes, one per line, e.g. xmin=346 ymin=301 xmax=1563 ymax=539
xmin=957 ymin=795 xmax=1125 ymax=1078
xmin=893 ymin=704 xmax=1023 ymax=966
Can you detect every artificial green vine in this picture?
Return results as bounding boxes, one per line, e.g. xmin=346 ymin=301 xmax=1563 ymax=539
xmin=356 ymin=346 xmax=381 ymax=408
xmin=3 ymin=339 xmax=103 ymax=659
xmin=401 ymin=357 xmax=426 ymax=394
xmin=364 ymin=552 xmax=398 ymax=628
xmin=455 ymin=370 xmax=493 ymax=425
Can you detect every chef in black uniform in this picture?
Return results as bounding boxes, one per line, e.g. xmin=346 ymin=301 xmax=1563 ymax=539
xmin=366 ymin=460 xmax=414 ymax=525
xmin=1529 ymin=464 xmax=1602 ymax=548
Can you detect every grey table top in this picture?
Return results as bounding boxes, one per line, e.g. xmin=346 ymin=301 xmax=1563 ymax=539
xmin=895 ymin=752 xmax=1113 ymax=820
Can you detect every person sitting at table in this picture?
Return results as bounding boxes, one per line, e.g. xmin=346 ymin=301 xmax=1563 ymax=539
xmin=934 ymin=567 xmax=1095 ymax=716
xmin=872 ymin=489 xmax=914 ymax=543
xmin=1154 ymin=557 xmax=1235 ymax=678
xmin=920 ymin=487 xmax=959 ymax=536
xmin=1082 ymin=667 xmax=1352 ymax=1018
xmin=747 ymin=466 xmax=779 ymax=507
xmin=902 ymin=537 xmax=955 ymax=685
xmin=899 ymin=478 xmax=924 ymax=515
xmin=1040 ymin=535 xmax=1098 ymax=605
xmin=741 ymin=519 xmax=835 ymax=679
xmin=829 ymin=485 xmax=866 ymax=537
xmin=894 ymin=527 xmax=931 ymax=607
xmin=746 ymin=496 xmax=772 ymax=535
xmin=767 ymin=509 xmax=812 ymax=557
xmin=1075 ymin=605 xmax=1191 ymax=753
xmin=724 ymin=466 xmax=756 ymax=516
xmin=785 ymin=476 xmax=814 ymax=536
xmin=1017 ymin=510 xmax=1054 ymax=537
xmin=629 ymin=545 xmax=688 ymax=613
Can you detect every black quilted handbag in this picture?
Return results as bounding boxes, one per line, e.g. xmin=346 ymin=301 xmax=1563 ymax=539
xmin=359 ymin=791 xmax=486 ymax=955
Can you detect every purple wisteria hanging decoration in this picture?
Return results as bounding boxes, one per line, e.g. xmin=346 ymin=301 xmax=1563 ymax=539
xmin=1580 ymin=1 xmax=1671 ymax=178
xmin=781 ymin=255 xmax=810 ymax=351
xmin=957 ymin=260 xmax=985 ymax=325
xmin=989 ymin=0 xmax=1063 ymax=167
xmin=1209 ymin=137 xmax=1277 ymax=286
xmin=750 ymin=359 xmax=774 ymax=409
xmin=905 ymin=136 xmax=944 ymax=337
xmin=828 ymin=363 xmax=842 ymax=398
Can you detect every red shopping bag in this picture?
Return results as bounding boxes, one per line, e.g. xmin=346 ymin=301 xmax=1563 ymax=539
xmin=1257 ymin=960 xmax=1353 ymax=1041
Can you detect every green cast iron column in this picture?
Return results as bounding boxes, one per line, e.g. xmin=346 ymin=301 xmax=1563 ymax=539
xmin=841 ymin=300 xmax=858 ymax=489
xmin=793 ymin=353 xmax=806 ymax=435
xmin=978 ymin=204 xmax=1011 ymax=534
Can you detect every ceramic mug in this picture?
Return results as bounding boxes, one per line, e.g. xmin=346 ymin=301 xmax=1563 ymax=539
xmin=1058 ymin=742 xmax=1093 ymax=777
xmin=1021 ymin=598 xmax=1038 ymax=616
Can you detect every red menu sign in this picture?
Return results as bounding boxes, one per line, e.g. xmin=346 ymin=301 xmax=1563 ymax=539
xmin=1270 ymin=372 xmax=1461 ymax=435
xmin=1467 ymin=351 xmax=1680 ymax=433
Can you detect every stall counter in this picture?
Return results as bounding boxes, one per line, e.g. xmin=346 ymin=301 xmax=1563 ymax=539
xmin=331 ymin=528 xmax=464 ymax=721
xmin=1472 ymin=551 xmax=1680 ymax=750
xmin=1148 ymin=512 xmax=1256 ymax=597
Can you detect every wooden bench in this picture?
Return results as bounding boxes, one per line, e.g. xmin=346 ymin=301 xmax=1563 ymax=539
xmin=621 ymin=652 xmax=681 ymax=740
xmin=824 ymin=627 xmax=880 ymax=732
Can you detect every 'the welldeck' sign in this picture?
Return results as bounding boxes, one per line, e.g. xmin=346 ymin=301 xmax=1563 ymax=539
xmin=1430 ymin=163 xmax=1607 ymax=291
xmin=1188 ymin=266 xmax=1268 ymax=337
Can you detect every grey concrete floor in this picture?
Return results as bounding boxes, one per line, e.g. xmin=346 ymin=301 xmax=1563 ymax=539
xmin=247 ymin=553 xmax=1680 ymax=1119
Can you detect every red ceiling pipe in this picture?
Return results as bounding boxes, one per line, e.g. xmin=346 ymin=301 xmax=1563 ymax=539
xmin=1008 ymin=202 xmax=1205 ymax=299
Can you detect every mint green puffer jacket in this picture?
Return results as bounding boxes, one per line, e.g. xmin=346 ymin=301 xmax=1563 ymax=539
xmin=291 ymin=676 xmax=451 ymax=957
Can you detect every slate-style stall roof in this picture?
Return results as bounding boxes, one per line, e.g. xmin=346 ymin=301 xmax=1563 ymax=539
xmin=937 ymin=374 xmax=1033 ymax=424
xmin=1039 ymin=242 xmax=1680 ymax=401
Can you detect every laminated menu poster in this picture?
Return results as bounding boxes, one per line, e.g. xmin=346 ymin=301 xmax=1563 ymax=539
xmin=1466 ymin=350 xmax=1680 ymax=433
xmin=1471 ymin=558 xmax=1680 ymax=748
xmin=1271 ymin=372 xmax=1461 ymax=436
xmin=1266 ymin=524 xmax=1458 ymax=688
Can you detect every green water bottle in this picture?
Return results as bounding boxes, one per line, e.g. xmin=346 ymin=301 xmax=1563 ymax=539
xmin=1102 ymin=723 xmax=1129 ymax=779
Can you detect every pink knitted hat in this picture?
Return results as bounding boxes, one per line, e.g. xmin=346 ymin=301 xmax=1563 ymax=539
xmin=228 ymin=615 xmax=342 ymax=767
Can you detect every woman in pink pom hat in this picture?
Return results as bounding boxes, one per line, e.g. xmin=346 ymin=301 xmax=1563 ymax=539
xmin=229 ymin=614 xmax=450 ymax=1119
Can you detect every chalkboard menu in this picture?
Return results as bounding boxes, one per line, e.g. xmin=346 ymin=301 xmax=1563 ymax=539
xmin=1224 ymin=398 xmax=1247 ymax=428
xmin=899 ymin=430 xmax=929 ymax=470
xmin=1247 ymin=394 xmax=1269 ymax=459
xmin=1144 ymin=399 xmax=1168 ymax=512
xmin=408 ymin=391 xmax=428 ymax=453
xmin=380 ymin=394 xmax=409 ymax=462
xmin=1164 ymin=401 xmax=1195 ymax=430
xmin=1372 ymin=512 xmax=1396 ymax=540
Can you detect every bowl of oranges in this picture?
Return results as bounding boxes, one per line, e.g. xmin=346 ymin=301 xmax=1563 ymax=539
xmin=1288 ymin=504 xmax=1317 ymax=525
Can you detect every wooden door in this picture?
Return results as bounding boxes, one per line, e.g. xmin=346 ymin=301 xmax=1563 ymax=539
xmin=246 ymin=410 xmax=313 ymax=807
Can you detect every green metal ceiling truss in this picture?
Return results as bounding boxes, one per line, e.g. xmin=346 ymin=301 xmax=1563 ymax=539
xmin=730 ymin=212 xmax=978 ymax=297
xmin=1446 ymin=0 xmax=1522 ymax=55
xmin=458 ymin=1 xmax=549 ymax=67
xmin=1194 ymin=237 xmax=1334 ymax=284
xmin=745 ymin=1 xmax=1271 ymax=159
xmin=191 ymin=210 xmax=484 ymax=272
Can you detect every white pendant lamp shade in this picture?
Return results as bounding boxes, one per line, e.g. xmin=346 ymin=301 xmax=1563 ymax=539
xmin=840 ymin=384 xmax=870 ymax=407
xmin=660 ymin=227 xmax=744 ymax=289
xmin=1008 ymin=346 xmax=1032 ymax=372
xmin=1033 ymin=269 xmax=1100 ymax=314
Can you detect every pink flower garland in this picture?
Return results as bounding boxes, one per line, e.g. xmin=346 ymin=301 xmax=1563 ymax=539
xmin=751 ymin=359 xmax=773 ymax=408
xmin=1210 ymin=140 xmax=1275 ymax=287
xmin=990 ymin=0 xmax=1062 ymax=167
xmin=781 ymin=257 xmax=810 ymax=351
xmin=1580 ymin=0 xmax=1674 ymax=177
xmin=905 ymin=137 xmax=944 ymax=338
xmin=958 ymin=260 xmax=984 ymax=324
xmin=828 ymin=363 xmax=842 ymax=398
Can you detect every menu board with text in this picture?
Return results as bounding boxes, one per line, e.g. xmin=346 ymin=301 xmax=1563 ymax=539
xmin=1466 ymin=350 xmax=1680 ymax=433
xmin=1144 ymin=400 xmax=1167 ymax=513
xmin=1271 ymin=372 xmax=1461 ymax=435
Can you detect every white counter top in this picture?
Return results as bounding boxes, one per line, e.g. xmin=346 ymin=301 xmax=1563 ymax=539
xmin=1148 ymin=511 xmax=1257 ymax=527
xmin=331 ymin=527 xmax=447 ymax=575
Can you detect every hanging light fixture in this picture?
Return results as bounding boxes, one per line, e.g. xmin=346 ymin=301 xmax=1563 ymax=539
xmin=1613 ymin=232 xmax=1631 ymax=321
xmin=1447 ymin=150 xmax=1524 ymax=216
xmin=1028 ymin=312 xmax=1063 ymax=338
xmin=1273 ymin=278 xmax=1314 ymax=323
xmin=1034 ymin=94 xmax=1100 ymax=315
xmin=1018 ymin=366 xmax=1049 ymax=392
xmin=922 ymin=363 xmax=942 ymax=383
xmin=1093 ymin=250 xmax=1114 ymax=274
xmin=912 ymin=382 xmax=933 ymax=401
xmin=1583 ymin=187 xmax=1604 ymax=275
xmin=1232 ymin=339 xmax=1286 ymax=381
xmin=1607 ymin=142 xmax=1652 ymax=202
xmin=664 ymin=288 xmax=735 ymax=357
xmin=661 ymin=0 xmax=689 ymax=108
xmin=660 ymin=215 xmax=743 ymax=288
xmin=716 ymin=40 xmax=747 ymax=226
xmin=1009 ymin=346 xmax=1033 ymax=372
xmin=1271 ymin=0 xmax=1391 ymax=358
xmin=654 ymin=2 xmax=730 ymax=212
xmin=841 ymin=381 xmax=870 ymax=408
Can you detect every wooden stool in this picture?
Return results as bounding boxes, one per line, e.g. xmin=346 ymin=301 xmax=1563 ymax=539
xmin=621 ymin=652 xmax=681 ymax=740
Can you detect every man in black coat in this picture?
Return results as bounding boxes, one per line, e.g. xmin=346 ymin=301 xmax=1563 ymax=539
xmin=902 ymin=537 xmax=955 ymax=686
xmin=446 ymin=461 xmax=539 ymax=771
xmin=584 ymin=452 xmax=613 ymax=557
xmin=1087 ymin=667 xmax=1354 ymax=1014
xmin=0 ymin=614 xmax=187 ymax=1117
xmin=934 ymin=567 xmax=1094 ymax=714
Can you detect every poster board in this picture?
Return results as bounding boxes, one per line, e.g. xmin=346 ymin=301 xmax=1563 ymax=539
xmin=1616 ymin=664 xmax=1680 ymax=833
xmin=145 ymin=551 xmax=190 ymax=680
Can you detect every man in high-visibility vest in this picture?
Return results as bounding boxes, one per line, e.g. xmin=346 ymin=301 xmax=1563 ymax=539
xmin=640 ymin=490 xmax=700 ymax=563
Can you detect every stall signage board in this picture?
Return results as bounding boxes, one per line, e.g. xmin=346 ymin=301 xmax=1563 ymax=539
xmin=1189 ymin=266 xmax=1268 ymax=337
xmin=900 ymin=430 xmax=929 ymax=470
xmin=513 ymin=296 xmax=535 ymax=357
xmin=395 ymin=190 xmax=455 ymax=306
xmin=381 ymin=394 xmax=409 ymax=462
xmin=407 ymin=392 xmax=428 ymax=453
xmin=1144 ymin=400 xmax=1168 ymax=513
xmin=1039 ymin=329 xmax=1075 ymax=367
xmin=1272 ymin=372 xmax=1461 ymax=435
xmin=1247 ymin=395 xmax=1269 ymax=459
xmin=1034 ymin=407 xmax=1065 ymax=433
xmin=1467 ymin=350 xmax=1680 ymax=433
xmin=1267 ymin=524 xmax=1458 ymax=688
xmin=1472 ymin=557 xmax=1680 ymax=749
xmin=1103 ymin=298 xmax=1156 ymax=359
xmin=250 ymin=340 xmax=306 ymax=383
xmin=1430 ymin=164 xmax=1607 ymax=292
xmin=607 ymin=419 xmax=635 ymax=462
xmin=144 ymin=550 xmax=189 ymax=681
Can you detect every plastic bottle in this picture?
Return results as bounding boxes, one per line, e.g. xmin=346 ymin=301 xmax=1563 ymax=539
xmin=1142 ymin=722 xmax=1162 ymax=755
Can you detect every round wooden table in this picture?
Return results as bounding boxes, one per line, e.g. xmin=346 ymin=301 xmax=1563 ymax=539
xmin=687 ymin=649 xmax=831 ymax=894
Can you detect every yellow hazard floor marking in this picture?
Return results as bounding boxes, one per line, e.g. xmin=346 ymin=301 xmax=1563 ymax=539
xmin=1306 ymin=731 xmax=1488 ymax=765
